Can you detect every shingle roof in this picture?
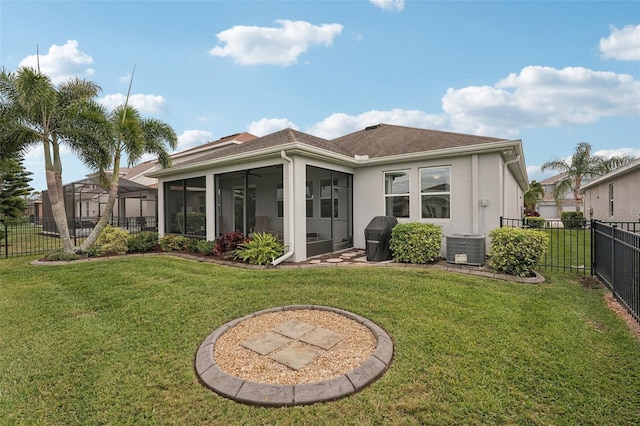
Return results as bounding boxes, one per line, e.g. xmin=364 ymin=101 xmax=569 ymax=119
xmin=331 ymin=124 xmax=507 ymax=158
xmin=178 ymin=128 xmax=350 ymax=166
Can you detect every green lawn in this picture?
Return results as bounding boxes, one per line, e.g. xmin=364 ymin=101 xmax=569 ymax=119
xmin=1 ymin=256 xmax=639 ymax=425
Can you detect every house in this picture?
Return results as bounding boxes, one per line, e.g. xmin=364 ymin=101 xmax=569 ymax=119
xmin=581 ymin=158 xmax=640 ymax=223
xmin=40 ymin=133 xmax=258 ymax=231
xmin=537 ymin=173 xmax=594 ymax=219
xmin=147 ymin=124 xmax=528 ymax=263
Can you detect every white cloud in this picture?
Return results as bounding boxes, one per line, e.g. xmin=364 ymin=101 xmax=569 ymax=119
xmin=209 ymin=19 xmax=343 ymax=66
xmin=248 ymin=118 xmax=299 ymax=136
xmin=99 ymin=93 xmax=168 ymax=115
xmin=369 ymin=0 xmax=405 ymax=12
xmin=599 ymin=25 xmax=640 ymax=61
xmin=442 ymin=66 xmax=640 ymax=136
xmin=18 ymin=40 xmax=94 ymax=84
xmin=594 ymin=147 xmax=640 ymax=160
xmin=175 ymin=129 xmax=214 ymax=152
xmin=307 ymin=109 xmax=448 ymax=139
xmin=118 ymin=73 xmax=132 ymax=83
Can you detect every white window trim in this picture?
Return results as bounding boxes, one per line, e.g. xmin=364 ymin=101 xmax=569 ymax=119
xmin=383 ymin=169 xmax=411 ymax=218
xmin=420 ymin=166 xmax=451 ymax=220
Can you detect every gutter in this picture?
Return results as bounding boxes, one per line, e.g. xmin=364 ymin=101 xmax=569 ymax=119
xmin=271 ymin=150 xmax=295 ymax=266
xmin=503 ymin=154 xmax=521 ymax=216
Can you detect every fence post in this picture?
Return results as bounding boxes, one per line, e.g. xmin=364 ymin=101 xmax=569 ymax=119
xmin=611 ymin=224 xmax=617 ymax=290
xmin=499 ymin=216 xmax=503 ymax=228
xmin=3 ymin=222 xmax=7 ymax=259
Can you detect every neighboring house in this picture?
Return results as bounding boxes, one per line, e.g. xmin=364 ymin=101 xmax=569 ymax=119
xmin=581 ymin=158 xmax=640 ymax=223
xmin=41 ymin=132 xmax=258 ymax=233
xmin=537 ymin=173 xmax=594 ymax=219
xmin=147 ymin=124 xmax=529 ymax=263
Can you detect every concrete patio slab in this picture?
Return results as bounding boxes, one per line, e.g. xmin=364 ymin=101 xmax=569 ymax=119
xmin=241 ymin=331 xmax=291 ymax=355
xmin=299 ymin=326 xmax=344 ymax=350
xmin=273 ymin=319 xmax=315 ymax=339
xmin=269 ymin=341 xmax=323 ymax=370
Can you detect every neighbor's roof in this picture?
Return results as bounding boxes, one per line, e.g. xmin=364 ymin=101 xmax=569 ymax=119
xmin=580 ymin=158 xmax=640 ymax=191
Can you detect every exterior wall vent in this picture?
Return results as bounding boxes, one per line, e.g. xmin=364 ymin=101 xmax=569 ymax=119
xmin=446 ymin=234 xmax=486 ymax=266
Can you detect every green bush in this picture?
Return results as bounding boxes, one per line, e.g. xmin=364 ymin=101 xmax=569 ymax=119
xmin=561 ymin=211 xmax=586 ymax=229
xmin=127 ymin=231 xmax=159 ymax=253
xmin=44 ymin=249 xmax=80 ymax=261
xmin=488 ymin=227 xmax=549 ymax=277
xmin=91 ymin=226 xmax=130 ymax=256
xmin=196 ymin=239 xmax=216 ymax=255
xmin=524 ymin=216 xmax=545 ymax=229
xmin=159 ymin=234 xmax=191 ymax=252
xmin=233 ymin=232 xmax=284 ymax=265
xmin=389 ymin=222 xmax=443 ymax=264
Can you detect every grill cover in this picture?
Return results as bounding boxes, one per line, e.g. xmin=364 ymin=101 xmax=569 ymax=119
xmin=364 ymin=216 xmax=398 ymax=261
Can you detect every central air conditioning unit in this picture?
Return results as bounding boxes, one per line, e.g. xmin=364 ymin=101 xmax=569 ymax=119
xmin=446 ymin=233 xmax=486 ymax=266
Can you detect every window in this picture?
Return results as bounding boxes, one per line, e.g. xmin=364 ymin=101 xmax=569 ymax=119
xmin=384 ymin=170 xmax=410 ymax=218
xmin=320 ymin=178 xmax=338 ymax=218
xmin=276 ymin=182 xmax=284 ymax=218
xmin=609 ymin=183 xmax=614 ymax=217
xmin=306 ymin=180 xmax=314 ymax=218
xmin=420 ymin=167 xmax=450 ymax=219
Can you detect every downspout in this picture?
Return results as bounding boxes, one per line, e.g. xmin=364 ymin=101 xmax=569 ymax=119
xmin=503 ymin=154 xmax=521 ymax=217
xmin=272 ymin=150 xmax=295 ymax=266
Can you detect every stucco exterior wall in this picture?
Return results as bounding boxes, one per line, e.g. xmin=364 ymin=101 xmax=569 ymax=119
xmin=583 ymin=168 xmax=640 ymax=222
xmin=351 ymin=152 xmax=513 ymax=255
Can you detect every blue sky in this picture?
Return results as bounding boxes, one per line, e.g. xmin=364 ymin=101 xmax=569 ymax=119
xmin=2 ymin=0 xmax=639 ymax=191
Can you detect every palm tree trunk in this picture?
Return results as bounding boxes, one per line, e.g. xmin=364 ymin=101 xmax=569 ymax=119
xmin=44 ymin=140 xmax=75 ymax=253
xmin=79 ymin=182 xmax=118 ymax=251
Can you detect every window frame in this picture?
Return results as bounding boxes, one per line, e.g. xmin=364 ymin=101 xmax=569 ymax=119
xmin=384 ymin=170 xmax=411 ymax=218
xmin=420 ymin=166 xmax=451 ymax=220
xmin=609 ymin=183 xmax=614 ymax=217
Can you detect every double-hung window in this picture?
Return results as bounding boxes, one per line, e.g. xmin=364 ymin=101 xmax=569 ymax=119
xmin=420 ymin=166 xmax=450 ymax=219
xmin=384 ymin=170 xmax=410 ymax=218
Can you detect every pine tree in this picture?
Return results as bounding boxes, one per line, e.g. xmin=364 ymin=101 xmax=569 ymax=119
xmin=0 ymin=156 xmax=33 ymax=221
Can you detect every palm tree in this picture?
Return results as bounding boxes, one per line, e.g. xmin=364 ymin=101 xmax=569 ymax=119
xmin=523 ymin=180 xmax=544 ymax=215
xmin=78 ymin=104 xmax=177 ymax=251
xmin=0 ymin=67 xmax=109 ymax=253
xmin=541 ymin=142 xmax=633 ymax=212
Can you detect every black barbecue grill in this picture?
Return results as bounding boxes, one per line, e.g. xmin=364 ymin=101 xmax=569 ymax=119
xmin=364 ymin=216 xmax=398 ymax=261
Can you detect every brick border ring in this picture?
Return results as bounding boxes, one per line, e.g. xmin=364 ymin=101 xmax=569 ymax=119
xmin=194 ymin=305 xmax=394 ymax=406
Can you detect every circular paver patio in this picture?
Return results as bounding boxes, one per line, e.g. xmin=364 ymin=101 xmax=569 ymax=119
xmin=194 ymin=305 xmax=394 ymax=406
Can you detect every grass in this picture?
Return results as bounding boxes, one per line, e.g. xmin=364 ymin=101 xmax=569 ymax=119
xmin=540 ymin=227 xmax=592 ymax=272
xmin=1 ymin=256 xmax=639 ymax=425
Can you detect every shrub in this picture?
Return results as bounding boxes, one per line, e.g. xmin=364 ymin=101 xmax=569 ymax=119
xmin=524 ymin=216 xmax=545 ymax=229
xmin=127 ymin=231 xmax=159 ymax=253
xmin=196 ymin=239 xmax=216 ymax=255
xmin=488 ymin=227 xmax=548 ymax=277
xmin=215 ymin=231 xmax=249 ymax=257
xmin=185 ymin=237 xmax=202 ymax=253
xmin=233 ymin=232 xmax=284 ymax=265
xmin=159 ymin=234 xmax=191 ymax=252
xmin=90 ymin=226 xmax=130 ymax=256
xmin=44 ymin=249 xmax=80 ymax=261
xmin=561 ymin=211 xmax=586 ymax=229
xmin=389 ymin=222 xmax=443 ymax=264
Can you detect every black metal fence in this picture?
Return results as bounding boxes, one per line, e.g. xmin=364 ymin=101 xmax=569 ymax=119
xmin=1 ymin=217 xmax=157 ymax=259
xmin=500 ymin=217 xmax=591 ymax=275
xmin=592 ymin=221 xmax=640 ymax=323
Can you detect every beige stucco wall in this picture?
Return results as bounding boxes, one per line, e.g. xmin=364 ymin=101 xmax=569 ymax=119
xmin=352 ymin=152 xmax=514 ymax=256
xmin=583 ymin=168 xmax=640 ymax=222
